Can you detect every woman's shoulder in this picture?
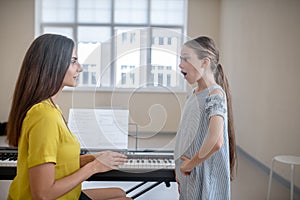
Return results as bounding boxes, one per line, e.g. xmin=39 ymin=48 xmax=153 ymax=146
xmin=26 ymin=100 xmax=60 ymax=119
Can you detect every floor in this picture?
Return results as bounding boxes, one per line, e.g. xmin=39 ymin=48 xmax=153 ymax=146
xmin=81 ymin=149 xmax=300 ymax=200
xmin=231 ymin=150 xmax=300 ymax=200
xmin=1 ymin=134 xmax=300 ymax=200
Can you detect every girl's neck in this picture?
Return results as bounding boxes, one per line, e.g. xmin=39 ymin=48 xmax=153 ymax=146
xmin=195 ymin=77 xmax=216 ymax=94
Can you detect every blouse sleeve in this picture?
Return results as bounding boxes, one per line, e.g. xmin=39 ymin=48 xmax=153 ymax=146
xmin=26 ymin=104 xmax=60 ymax=168
xmin=205 ymin=93 xmax=227 ymax=119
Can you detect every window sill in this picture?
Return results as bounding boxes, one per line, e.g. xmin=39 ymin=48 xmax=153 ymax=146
xmin=63 ymin=86 xmax=187 ymax=94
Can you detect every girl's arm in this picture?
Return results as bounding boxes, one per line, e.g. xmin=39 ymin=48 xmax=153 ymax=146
xmin=180 ymin=115 xmax=224 ymax=175
xmin=29 ymin=151 xmax=127 ymax=200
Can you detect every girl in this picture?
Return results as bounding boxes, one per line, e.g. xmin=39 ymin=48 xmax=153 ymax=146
xmin=174 ymin=36 xmax=237 ymax=200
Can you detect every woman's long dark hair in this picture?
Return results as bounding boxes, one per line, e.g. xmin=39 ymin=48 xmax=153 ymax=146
xmin=7 ymin=34 xmax=74 ymax=147
xmin=185 ymin=36 xmax=237 ymax=181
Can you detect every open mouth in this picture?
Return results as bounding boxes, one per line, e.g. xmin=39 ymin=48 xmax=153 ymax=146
xmin=181 ymin=71 xmax=187 ymax=76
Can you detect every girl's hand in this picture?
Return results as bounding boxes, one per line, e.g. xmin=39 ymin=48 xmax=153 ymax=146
xmin=180 ymin=155 xmax=193 ymax=176
xmin=92 ymin=151 xmax=127 ymax=173
xmin=175 ymin=170 xmax=180 ymax=194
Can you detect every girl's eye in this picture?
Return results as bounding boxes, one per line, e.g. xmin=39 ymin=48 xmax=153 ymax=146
xmin=180 ymin=57 xmax=188 ymax=62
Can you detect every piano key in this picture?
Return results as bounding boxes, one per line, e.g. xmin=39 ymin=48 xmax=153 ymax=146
xmin=1 ymin=148 xmax=175 ymax=170
xmin=0 ymin=158 xmax=17 ymax=166
xmin=119 ymin=157 xmax=175 ymax=170
xmin=0 ymin=149 xmax=18 ymax=167
xmin=1 ymin=147 xmax=176 ymax=185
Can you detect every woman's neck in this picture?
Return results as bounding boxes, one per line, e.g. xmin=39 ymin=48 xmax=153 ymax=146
xmin=51 ymin=87 xmax=63 ymax=103
xmin=49 ymin=90 xmax=62 ymax=107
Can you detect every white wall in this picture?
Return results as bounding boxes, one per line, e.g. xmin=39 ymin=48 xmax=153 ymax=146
xmin=220 ymin=0 xmax=300 ymax=187
xmin=187 ymin=0 xmax=220 ymax=44
xmin=0 ymin=0 xmax=34 ymax=121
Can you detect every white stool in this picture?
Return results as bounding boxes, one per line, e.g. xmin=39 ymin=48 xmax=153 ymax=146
xmin=267 ymin=155 xmax=300 ymax=200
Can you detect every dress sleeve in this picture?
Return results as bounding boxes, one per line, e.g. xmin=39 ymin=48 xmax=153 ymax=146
xmin=205 ymin=93 xmax=227 ymax=119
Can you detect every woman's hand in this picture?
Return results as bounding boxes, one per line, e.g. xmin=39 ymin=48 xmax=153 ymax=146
xmin=92 ymin=151 xmax=127 ymax=173
xmin=28 ymin=152 xmax=127 ymax=199
xmin=180 ymin=155 xmax=193 ymax=176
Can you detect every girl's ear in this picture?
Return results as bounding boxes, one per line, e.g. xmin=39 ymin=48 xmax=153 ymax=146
xmin=201 ymin=57 xmax=211 ymax=68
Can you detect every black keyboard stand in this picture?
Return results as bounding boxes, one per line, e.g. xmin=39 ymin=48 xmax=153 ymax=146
xmin=86 ymin=169 xmax=175 ymax=199
xmin=126 ymin=181 xmax=171 ymax=199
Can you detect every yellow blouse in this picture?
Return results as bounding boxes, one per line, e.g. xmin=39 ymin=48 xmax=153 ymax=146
xmin=8 ymin=100 xmax=81 ymax=200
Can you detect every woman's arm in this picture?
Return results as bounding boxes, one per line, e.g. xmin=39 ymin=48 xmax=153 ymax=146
xmin=180 ymin=115 xmax=224 ymax=175
xmin=80 ymin=154 xmax=95 ymax=167
xmin=29 ymin=151 xmax=127 ymax=200
xmin=29 ymin=161 xmax=95 ymax=200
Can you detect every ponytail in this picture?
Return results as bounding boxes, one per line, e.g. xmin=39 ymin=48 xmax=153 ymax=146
xmin=216 ymin=63 xmax=237 ymax=181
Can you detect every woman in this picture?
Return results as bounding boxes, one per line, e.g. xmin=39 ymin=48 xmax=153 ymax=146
xmin=174 ymin=36 xmax=237 ymax=200
xmin=6 ymin=34 xmax=131 ymax=200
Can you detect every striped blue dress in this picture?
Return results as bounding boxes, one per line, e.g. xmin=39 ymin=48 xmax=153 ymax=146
xmin=174 ymin=85 xmax=230 ymax=200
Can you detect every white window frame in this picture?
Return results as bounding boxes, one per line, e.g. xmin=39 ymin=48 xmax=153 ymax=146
xmin=35 ymin=0 xmax=188 ymax=93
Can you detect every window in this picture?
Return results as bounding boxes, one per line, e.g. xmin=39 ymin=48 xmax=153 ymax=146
xmin=36 ymin=0 xmax=187 ymax=91
xmin=159 ymin=37 xmax=164 ymax=45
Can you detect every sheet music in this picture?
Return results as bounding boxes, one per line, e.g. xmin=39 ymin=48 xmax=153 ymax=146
xmin=68 ymin=108 xmax=129 ymax=149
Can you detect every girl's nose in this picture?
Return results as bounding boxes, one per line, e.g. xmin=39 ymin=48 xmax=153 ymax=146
xmin=179 ymin=62 xmax=183 ymax=69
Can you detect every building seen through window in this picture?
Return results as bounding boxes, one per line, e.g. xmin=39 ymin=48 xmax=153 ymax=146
xmin=36 ymin=0 xmax=187 ymax=91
